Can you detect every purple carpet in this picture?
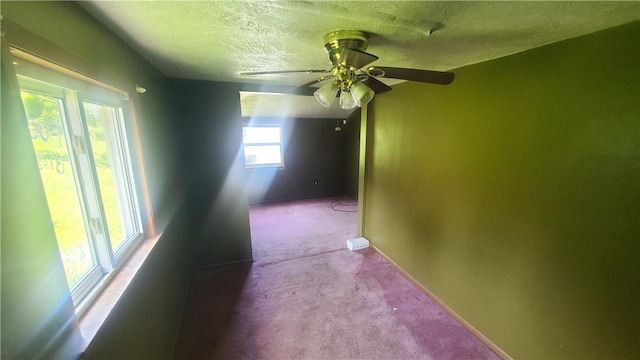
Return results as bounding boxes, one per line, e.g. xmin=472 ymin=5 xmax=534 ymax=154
xmin=173 ymin=197 xmax=499 ymax=359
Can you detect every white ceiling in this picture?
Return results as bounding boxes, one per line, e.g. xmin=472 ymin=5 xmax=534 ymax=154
xmin=80 ymin=1 xmax=640 ymax=118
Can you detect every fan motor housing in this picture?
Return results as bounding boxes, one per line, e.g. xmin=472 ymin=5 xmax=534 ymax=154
xmin=323 ymin=30 xmax=369 ymax=66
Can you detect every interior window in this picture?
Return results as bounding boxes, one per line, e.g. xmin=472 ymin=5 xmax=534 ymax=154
xmin=242 ymin=125 xmax=284 ymax=168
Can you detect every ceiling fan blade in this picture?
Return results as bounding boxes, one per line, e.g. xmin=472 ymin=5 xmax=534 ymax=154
xmin=362 ymin=77 xmax=392 ymax=94
xmin=287 ymin=75 xmax=335 ymax=96
xmin=367 ymin=66 xmax=455 ymax=85
xmin=339 ymin=48 xmax=378 ymax=69
xmin=241 ymin=69 xmax=330 ymax=76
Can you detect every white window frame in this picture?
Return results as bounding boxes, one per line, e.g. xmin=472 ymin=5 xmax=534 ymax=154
xmin=242 ymin=125 xmax=285 ymax=168
xmin=16 ymin=57 xmax=144 ymax=306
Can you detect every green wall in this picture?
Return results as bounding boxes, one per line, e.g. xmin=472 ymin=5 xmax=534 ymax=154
xmin=1 ymin=2 xmax=190 ymax=358
xmin=364 ymin=22 xmax=639 ymax=358
xmin=343 ymin=110 xmax=361 ymax=200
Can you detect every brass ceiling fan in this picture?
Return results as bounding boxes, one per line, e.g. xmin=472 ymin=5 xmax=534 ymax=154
xmin=241 ymin=30 xmax=455 ymax=110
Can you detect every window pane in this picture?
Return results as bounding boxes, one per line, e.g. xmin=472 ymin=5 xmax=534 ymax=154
xmin=244 ymin=145 xmax=282 ymax=165
xmin=21 ymin=91 xmax=95 ymax=287
xmin=243 ymin=127 xmax=280 ymax=144
xmin=83 ymin=102 xmax=133 ymax=251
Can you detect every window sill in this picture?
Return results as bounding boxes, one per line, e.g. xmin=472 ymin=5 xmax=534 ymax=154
xmin=76 ymin=233 xmax=161 ymax=351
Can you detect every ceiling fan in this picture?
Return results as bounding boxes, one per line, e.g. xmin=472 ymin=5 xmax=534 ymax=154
xmin=241 ymin=30 xmax=455 ymax=110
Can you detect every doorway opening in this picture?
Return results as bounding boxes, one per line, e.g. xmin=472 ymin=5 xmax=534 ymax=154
xmin=242 ymin=112 xmax=361 ymax=262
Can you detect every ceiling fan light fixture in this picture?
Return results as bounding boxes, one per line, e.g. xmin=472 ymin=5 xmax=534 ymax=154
xmin=350 ymin=82 xmax=375 ymax=107
xmin=314 ymin=81 xmax=339 ymax=108
xmin=246 ymin=29 xmax=455 ymax=112
xmin=339 ymin=89 xmax=357 ymax=110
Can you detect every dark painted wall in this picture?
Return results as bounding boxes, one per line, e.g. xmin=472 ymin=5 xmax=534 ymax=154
xmin=170 ymin=79 xmax=252 ymax=267
xmin=245 ymin=117 xmax=349 ymax=204
xmin=364 ymin=22 xmax=639 ymax=358
xmin=82 ymin=210 xmax=190 ymax=359
xmin=1 ymin=2 xmax=189 ymax=358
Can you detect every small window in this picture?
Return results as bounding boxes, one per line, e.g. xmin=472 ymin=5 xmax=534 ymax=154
xmin=242 ymin=126 xmax=284 ymax=168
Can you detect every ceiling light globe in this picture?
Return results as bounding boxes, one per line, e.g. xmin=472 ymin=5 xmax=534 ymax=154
xmin=339 ymin=89 xmax=357 ymax=109
xmin=314 ymin=82 xmax=339 ymax=108
xmin=351 ymin=82 xmax=375 ymax=107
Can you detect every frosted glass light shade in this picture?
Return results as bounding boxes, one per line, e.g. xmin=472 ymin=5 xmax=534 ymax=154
xmin=339 ymin=89 xmax=357 ymax=109
xmin=351 ymin=82 xmax=375 ymax=107
xmin=314 ymin=82 xmax=339 ymax=108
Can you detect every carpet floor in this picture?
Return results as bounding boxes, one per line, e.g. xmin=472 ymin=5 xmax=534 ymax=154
xmin=173 ymin=197 xmax=499 ymax=359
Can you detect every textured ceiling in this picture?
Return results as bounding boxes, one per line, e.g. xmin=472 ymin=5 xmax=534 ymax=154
xmin=80 ymin=1 xmax=640 ymax=118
